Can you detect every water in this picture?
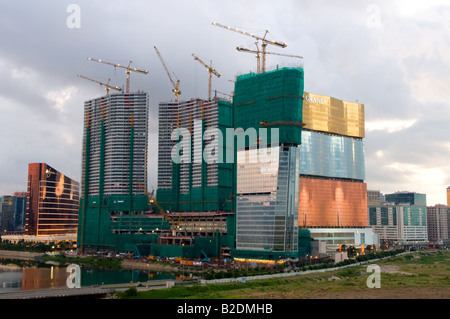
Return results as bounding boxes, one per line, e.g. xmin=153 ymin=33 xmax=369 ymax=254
xmin=0 ymin=258 xmax=175 ymax=292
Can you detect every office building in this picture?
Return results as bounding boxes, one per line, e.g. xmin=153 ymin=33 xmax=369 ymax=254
xmin=25 ymin=163 xmax=80 ymax=236
xmin=427 ymin=204 xmax=449 ymax=243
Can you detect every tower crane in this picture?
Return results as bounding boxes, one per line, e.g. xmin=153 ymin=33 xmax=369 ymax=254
xmin=212 ymin=21 xmax=287 ymax=73
xmin=236 ymin=46 xmax=303 ymax=73
xmin=77 ymin=74 xmax=122 ymax=95
xmin=87 ymin=57 xmax=149 ymax=93
xmin=154 ymin=46 xmax=181 ymax=102
xmin=192 ymin=53 xmax=221 ymax=101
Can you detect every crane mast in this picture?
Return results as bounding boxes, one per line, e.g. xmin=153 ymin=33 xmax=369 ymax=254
xmin=192 ymin=53 xmax=221 ymax=101
xmin=154 ymin=46 xmax=181 ymax=102
xmin=87 ymin=57 xmax=149 ymax=93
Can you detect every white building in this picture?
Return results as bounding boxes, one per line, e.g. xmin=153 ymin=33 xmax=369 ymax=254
xmin=368 ymin=203 xmax=428 ymax=245
xmin=82 ymin=92 xmax=149 ymax=197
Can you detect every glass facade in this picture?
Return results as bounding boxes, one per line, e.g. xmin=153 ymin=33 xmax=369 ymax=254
xmin=302 ymin=92 xmax=365 ymax=138
xmin=236 ymin=145 xmax=299 ymax=252
xmin=299 ymin=130 xmax=365 ymax=180
xmin=26 ymin=163 xmax=80 ymax=236
xmin=298 ymin=177 xmax=368 ymax=227
xmin=385 ymin=192 xmax=427 ymax=207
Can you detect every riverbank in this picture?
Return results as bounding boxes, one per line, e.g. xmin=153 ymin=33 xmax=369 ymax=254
xmin=0 ymin=249 xmax=179 ymax=272
xmin=120 ymin=258 xmax=179 ymax=272
xmin=0 ymin=250 xmax=44 ymax=261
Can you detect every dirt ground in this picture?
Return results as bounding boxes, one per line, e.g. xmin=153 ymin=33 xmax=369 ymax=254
xmin=302 ymin=286 xmax=449 ymax=299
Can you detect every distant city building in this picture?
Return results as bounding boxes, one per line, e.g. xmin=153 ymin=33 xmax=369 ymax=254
xmin=26 ymin=163 xmax=80 ymax=236
xmin=0 ymin=193 xmax=27 ymax=232
xmin=447 ymin=187 xmax=450 ymax=207
xmin=0 ymin=195 xmax=15 ymax=232
xmin=367 ymin=190 xmax=382 ymax=206
xmin=426 ymin=204 xmax=449 ymax=243
xmin=368 ymin=201 xmax=428 ymax=245
xmin=13 ymin=192 xmax=27 ymax=232
xmin=385 ymin=191 xmax=426 ymax=206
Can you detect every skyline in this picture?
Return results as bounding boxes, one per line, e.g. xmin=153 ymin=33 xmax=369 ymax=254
xmin=1 ymin=1 xmax=450 ymax=205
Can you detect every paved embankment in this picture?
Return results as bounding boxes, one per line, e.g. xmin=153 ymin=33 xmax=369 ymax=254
xmin=0 ymin=280 xmax=172 ymax=299
xmin=0 ymin=286 xmax=113 ymax=299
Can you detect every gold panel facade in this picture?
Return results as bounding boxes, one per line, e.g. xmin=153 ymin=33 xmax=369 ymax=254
xmin=302 ymin=92 xmax=365 ymax=138
xmin=298 ymin=177 xmax=368 ymax=227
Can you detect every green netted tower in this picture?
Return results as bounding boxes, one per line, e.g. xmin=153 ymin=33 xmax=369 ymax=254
xmin=77 ymin=92 xmax=170 ymax=255
xmin=232 ymin=67 xmax=305 ymax=260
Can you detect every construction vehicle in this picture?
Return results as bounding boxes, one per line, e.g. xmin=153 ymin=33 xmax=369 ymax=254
xmin=87 ymin=57 xmax=148 ymax=93
xmin=212 ymin=22 xmax=287 ymax=73
xmin=192 ymin=53 xmax=221 ymax=100
xmin=77 ymin=74 xmax=122 ymax=95
xmin=154 ymin=46 xmax=181 ymax=102
xmin=236 ymin=46 xmax=303 ymax=73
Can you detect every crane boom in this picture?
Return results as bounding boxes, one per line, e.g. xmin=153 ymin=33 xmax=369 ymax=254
xmin=154 ymin=46 xmax=181 ymax=102
xmin=87 ymin=57 xmax=149 ymax=93
xmin=212 ymin=22 xmax=287 ymax=73
xmin=135 ymin=180 xmax=182 ymax=236
xmin=237 ymin=46 xmax=303 ymax=73
xmin=212 ymin=22 xmax=287 ymax=47
xmin=192 ymin=53 xmax=221 ymax=100
xmin=77 ymin=74 xmax=122 ymax=95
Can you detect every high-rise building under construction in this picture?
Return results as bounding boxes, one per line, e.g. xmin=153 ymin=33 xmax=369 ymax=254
xmin=232 ymin=67 xmax=304 ymax=259
xmin=156 ymin=98 xmax=235 ymax=259
xmin=77 ymin=92 xmax=170 ymax=253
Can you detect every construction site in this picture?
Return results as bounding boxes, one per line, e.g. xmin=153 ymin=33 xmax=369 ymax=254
xmin=75 ymin=22 xmax=326 ymax=267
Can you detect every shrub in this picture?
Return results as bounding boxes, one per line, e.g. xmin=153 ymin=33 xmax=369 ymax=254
xmin=123 ymin=286 xmax=138 ymax=297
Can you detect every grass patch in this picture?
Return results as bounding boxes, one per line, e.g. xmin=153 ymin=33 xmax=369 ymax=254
xmin=115 ymin=249 xmax=450 ymax=299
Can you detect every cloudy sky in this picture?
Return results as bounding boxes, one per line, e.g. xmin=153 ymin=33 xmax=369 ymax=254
xmin=1 ymin=0 xmax=449 ymax=206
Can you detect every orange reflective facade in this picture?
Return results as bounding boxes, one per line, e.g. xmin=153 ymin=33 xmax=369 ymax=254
xmin=298 ymin=177 xmax=368 ymax=228
xmin=26 ymin=163 xmax=80 ymax=236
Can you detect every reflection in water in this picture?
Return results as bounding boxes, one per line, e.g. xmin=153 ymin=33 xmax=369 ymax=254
xmin=0 ymin=258 xmax=175 ymax=292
